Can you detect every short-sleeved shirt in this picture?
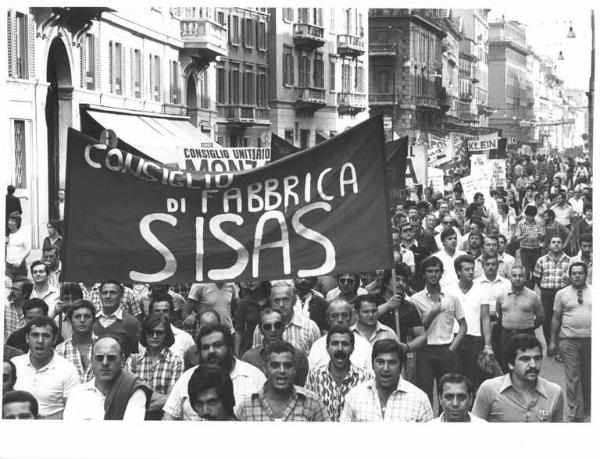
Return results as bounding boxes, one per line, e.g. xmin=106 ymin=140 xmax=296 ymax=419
xmin=473 ymin=374 xmax=564 ymax=422
xmin=351 ymin=322 xmax=399 ymax=345
xmin=252 ymin=310 xmax=321 ymax=354
xmin=377 ymin=299 xmax=423 ymax=343
xmin=445 ymin=283 xmax=491 ymax=337
xmin=237 ymin=384 xmax=329 ymax=421
xmin=516 ymin=220 xmax=544 ymax=249
xmin=433 ymin=249 xmax=467 ymax=288
xmin=242 ymin=343 xmax=309 ymax=387
xmin=497 ymin=287 xmax=544 ymax=330
xmin=410 ymin=289 xmax=464 ymax=345
xmin=125 ymin=348 xmax=183 ymax=395
xmin=533 ymin=253 xmax=571 ymax=290
xmin=188 ymin=283 xmax=238 ymax=330
xmin=55 ymin=337 xmax=95 ymax=383
xmin=550 ymin=203 xmax=573 ymax=226
xmin=553 ymin=285 xmax=591 ymax=338
xmin=308 ymin=334 xmax=373 ymax=372
xmin=11 ymin=352 xmax=80 ymax=418
xmin=475 ymin=275 xmax=511 ymax=316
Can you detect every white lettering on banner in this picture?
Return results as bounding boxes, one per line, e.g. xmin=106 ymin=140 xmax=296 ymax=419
xmin=317 ymin=168 xmax=334 ymax=201
xmin=208 ymin=214 xmax=248 ymax=280
xmin=292 ymin=202 xmax=335 ymax=277
xmin=252 ymin=211 xmax=291 ymax=277
xmin=339 ymin=162 xmax=359 ymax=196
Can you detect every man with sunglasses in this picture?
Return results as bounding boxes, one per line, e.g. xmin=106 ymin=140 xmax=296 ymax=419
xmin=242 ymin=308 xmax=309 ymax=386
xmin=325 ymin=273 xmax=368 ymax=303
xmin=549 ymin=262 xmax=591 ymax=422
xmin=64 ymin=335 xmax=152 ymax=420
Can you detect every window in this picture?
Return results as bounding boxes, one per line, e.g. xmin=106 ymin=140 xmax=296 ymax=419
xmin=109 ymin=41 xmax=123 ymax=95
xmin=81 ymin=33 xmax=96 ymax=90
xmin=355 ymin=63 xmax=364 ymax=92
xmin=342 ymin=60 xmax=351 ymax=92
xmin=298 ymin=8 xmax=309 ymax=23
xmin=153 ymin=55 xmax=161 ymax=101
xmin=243 ymin=65 xmax=254 ymax=105
xmin=376 ymin=71 xmax=389 ymax=93
xmin=230 ymin=63 xmax=240 ymax=104
xmin=132 ymin=49 xmax=141 ymax=98
xmin=14 ymin=12 xmax=26 ymax=78
xmin=330 ymin=8 xmax=335 ymax=32
xmin=284 ymin=129 xmax=294 ymax=144
xmin=217 ymin=64 xmax=226 ymax=103
xmin=344 ymin=9 xmax=351 ymax=34
xmin=257 ymin=67 xmax=267 ymax=107
xmin=358 ymin=13 xmax=364 ymax=37
xmin=257 ymin=21 xmax=267 ymax=51
xmin=300 ymin=129 xmax=310 ymax=149
xmin=314 ymin=53 xmax=324 ymax=88
xmin=282 ymin=8 xmax=294 ymax=22
xmin=230 ymin=15 xmax=241 ymax=45
xmin=329 ymin=59 xmax=336 ymax=91
xmin=216 ymin=11 xmax=225 ymax=26
xmin=199 ymin=70 xmax=210 ymax=108
xmin=299 ymin=53 xmax=310 ymax=87
xmin=7 ymin=11 xmax=34 ymax=79
xmin=313 ymin=8 xmax=322 ymax=26
xmin=13 ymin=120 xmax=26 ymax=189
xmin=243 ymin=18 xmax=255 ymax=48
xmin=282 ymin=46 xmax=294 ymax=86
xmin=170 ymin=60 xmax=179 ymax=103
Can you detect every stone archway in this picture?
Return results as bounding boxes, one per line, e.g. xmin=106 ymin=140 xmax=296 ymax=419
xmin=186 ymin=73 xmax=199 ymax=127
xmin=45 ymin=37 xmax=72 ymax=220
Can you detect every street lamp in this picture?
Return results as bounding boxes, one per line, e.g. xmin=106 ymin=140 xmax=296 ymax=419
xmin=558 ymin=51 xmax=564 ymax=60
xmin=567 ymin=21 xmax=576 ymax=38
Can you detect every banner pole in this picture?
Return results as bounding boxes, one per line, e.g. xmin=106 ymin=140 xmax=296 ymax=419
xmin=391 ymin=267 xmax=401 ymax=339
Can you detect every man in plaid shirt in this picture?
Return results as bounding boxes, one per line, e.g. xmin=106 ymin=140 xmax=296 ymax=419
xmin=533 ymin=235 xmax=571 ymax=352
xmin=305 ymin=325 xmax=373 ymax=421
xmin=86 ymin=283 xmax=143 ymax=320
xmin=340 ymin=339 xmax=433 ymax=422
xmin=4 ymin=277 xmax=32 ymax=341
xmin=237 ymin=341 xmax=329 ymax=421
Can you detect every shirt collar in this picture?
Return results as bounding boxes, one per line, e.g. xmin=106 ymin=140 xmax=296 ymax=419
xmin=499 ymin=373 xmax=549 ymax=398
xmin=96 ymin=306 xmax=124 ymax=320
xmin=365 ymin=376 xmax=407 ymax=394
xmin=25 ymin=351 xmax=57 ymax=371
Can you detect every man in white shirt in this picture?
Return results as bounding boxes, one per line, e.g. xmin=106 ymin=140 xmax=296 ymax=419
xmin=29 ymin=261 xmax=60 ymax=315
xmin=308 ymin=298 xmax=372 ymax=372
xmin=497 ymin=234 xmax=516 ymax=276
xmin=162 ymin=324 xmax=265 ymax=420
xmin=42 ymin=245 xmax=62 ymax=290
xmin=11 ymin=316 xmax=80 ymax=419
xmin=63 ymin=335 xmax=151 ymax=420
xmin=434 ymin=227 xmax=466 ymax=288
xmin=149 ymin=293 xmax=194 ymax=360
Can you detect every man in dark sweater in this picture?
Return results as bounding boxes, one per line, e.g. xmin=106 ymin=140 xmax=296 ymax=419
xmin=92 ymin=281 xmax=141 ymax=356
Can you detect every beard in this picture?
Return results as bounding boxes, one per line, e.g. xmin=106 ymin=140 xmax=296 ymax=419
xmin=203 ymin=348 xmax=234 ymax=373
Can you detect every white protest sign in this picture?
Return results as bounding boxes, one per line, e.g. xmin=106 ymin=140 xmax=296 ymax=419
xmin=467 ymin=133 xmax=499 ymax=151
xmin=427 ymin=133 xmax=455 ymax=167
xmin=406 ymin=144 xmax=428 ymax=187
xmin=460 ymin=174 xmax=491 ymax=203
xmin=470 ymin=154 xmax=488 ymax=176
xmin=427 ymin=167 xmax=445 ymax=194
xmin=488 ymin=159 xmax=507 ymax=188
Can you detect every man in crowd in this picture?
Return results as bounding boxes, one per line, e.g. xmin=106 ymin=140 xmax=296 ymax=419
xmin=86 ymin=282 xmax=143 ymax=320
xmin=183 ymin=310 xmax=221 ymax=370
xmin=434 ymin=228 xmax=466 ymax=288
xmin=532 ymin=235 xmax=571 ymax=353
xmin=306 ymin=325 xmax=373 ymax=421
xmin=2 ymin=390 xmax=40 ymax=420
xmin=237 ymin=341 xmax=329 ymax=421
xmin=551 ymin=191 xmax=575 ymax=229
xmin=29 ymin=261 xmax=59 ymax=315
xmin=570 ymin=233 xmax=592 ymax=285
xmin=50 ymin=282 xmax=85 ymax=341
xmin=251 ymin=282 xmax=320 ymax=354
xmin=55 ymin=299 xmax=96 ymax=382
xmin=473 ymin=235 xmax=511 ymax=279
xmin=430 ymin=373 xmax=485 ymax=422
xmin=473 ymin=334 xmax=564 ymax=422
xmin=93 ymin=280 xmax=142 ymax=355
xmin=63 ymin=335 xmax=152 ymax=420
xmin=497 ymin=234 xmax=516 ymax=277
xmin=3 ymin=359 xmax=17 ymax=394
xmin=352 ymin=294 xmax=399 ymax=345
xmin=308 ymin=298 xmax=372 ymax=371
xmin=6 ymin=298 xmax=52 ymax=353
xmin=475 ymin=254 xmax=511 ymax=310
xmin=183 ymin=282 xmax=238 ymax=335
xmin=149 ymin=293 xmax=195 ymax=360
xmin=139 ymin=284 xmax=186 ymax=318
xmin=325 ymin=273 xmax=369 ymax=303
xmin=515 ymin=205 xmax=544 ymax=286
xmin=340 ymin=339 xmax=433 ymax=421
xmin=187 ymin=364 xmax=237 ymax=421
xmin=446 ymin=255 xmax=494 ymax=390
xmin=409 ymin=214 xmax=438 ymax=256
xmin=4 ymin=277 xmax=33 ymax=340
xmin=42 ymin=245 xmax=62 ymax=290
xmin=11 ymin=316 xmax=79 ymax=419
xmin=242 ymin=308 xmax=309 ymax=386
xmin=549 ymin=262 xmax=591 ymax=422
xmin=433 ymin=213 xmax=462 ymax=254
xmin=411 ymin=256 xmax=467 ymax=403
xmin=496 ymin=266 xmax=544 ymax=372
xmin=293 ymin=277 xmax=328 ymax=332
xmin=162 ymin=324 xmax=265 ymax=420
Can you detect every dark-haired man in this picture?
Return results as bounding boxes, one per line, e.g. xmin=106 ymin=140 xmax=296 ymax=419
xmin=11 ymin=316 xmax=79 ymax=419
xmin=293 ymin=277 xmax=328 ymax=332
xmin=306 ymin=326 xmax=373 ymax=421
xmin=430 ymin=373 xmax=485 ymax=422
xmin=149 ymin=293 xmax=194 ymax=360
xmin=188 ymin=364 xmax=237 ymax=421
xmin=570 ymin=233 xmax=592 ymax=285
xmin=473 ymin=334 xmax=564 ymax=422
xmin=352 ymin=294 xmax=399 ymax=345
xmin=3 ymin=359 xmax=17 ymax=394
xmin=340 ymin=339 xmax=433 ymax=421
xmin=29 ymin=261 xmax=59 ymax=314
xmin=433 ymin=228 xmax=466 ymax=288
xmin=237 ymin=341 xmax=329 ymax=421
xmin=4 ymin=277 xmax=33 ymax=340
xmin=2 ymin=390 xmax=39 ymax=419
xmin=6 ymin=298 xmax=54 ymax=353
xmin=162 ymin=324 xmax=265 ymax=420
xmin=42 ymin=245 xmax=62 ymax=290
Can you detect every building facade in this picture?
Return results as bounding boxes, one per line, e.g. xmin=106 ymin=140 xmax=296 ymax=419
xmin=267 ymin=7 xmax=368 ymax=149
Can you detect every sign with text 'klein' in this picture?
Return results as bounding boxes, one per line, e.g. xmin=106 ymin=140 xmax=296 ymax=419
xmin=62 ymin=117 xmax=393 ymax=283
xmin=467 ymin=133 xmax=499 ymax=151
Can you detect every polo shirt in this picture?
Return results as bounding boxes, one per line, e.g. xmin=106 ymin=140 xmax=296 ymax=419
xmin=162 ymin=358 xmax=266 ymax=420
xmin=497 ymin=287 xmax=543 ymax=330
xmin=63 ymin=378 xmax=147 ymax=420
xmin=351 ymin=322 xmax=399 ymax=345
xmin=308 ymin=334 xmax=373 ymax=372
xmin=242 ymin=343 xmax=309 ymax=386
xmin=474 ymin=275 xmax=511 ymax=314
xmin=410 ymin=289 xmax=464 ymax=345
xmin=553 ymin=285 xmax=591 ymax=338
xmin=551 ymin=203 xmax=573 ymax=226
xmin=473 ymin=374 xmax=564 ymax=422
xmin=433 ymin=249 xmax=467 ymax=288
xmin=445 ymin=282 xmax=491 ymax=337
xmin=11 ymin=352 xmax=80 ymax=418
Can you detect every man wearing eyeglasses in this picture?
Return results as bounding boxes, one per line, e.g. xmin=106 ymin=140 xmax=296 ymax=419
xmin=308 ymin=298 xmax=373 ymax=372
xmin=549 ymin=262 xmax=591 ymax=422
xmin=63 ymin=335 xmax=152 ymax=420
xmin=325 ymin=273 xmax=368 ymax=303
xmin=242 ymin=308 xmax=309 ymax=386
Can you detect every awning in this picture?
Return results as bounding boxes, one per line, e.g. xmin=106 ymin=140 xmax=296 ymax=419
xmin=85 ymin=109 xmax=220 ymax=167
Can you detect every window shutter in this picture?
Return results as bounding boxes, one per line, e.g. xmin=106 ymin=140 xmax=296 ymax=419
xmin=148 ymin=54 xmax=153 ymax=98
xmin=7 ymin=10 xmax=16 ymax=77
xmin=80 ymin=36 xmax=87 ymax=88
xmin=139 ymin=51 xmax=144 ymax=97
xmin=25 ymin=14 xmax=35 ymax=79
xmin=108 ymin=42 xmax=113 ymax=92
xmin=94 ymin=33 xmax=100 ymax=90
xmin=121 ymin=44 xmax=126 ymax=96
xmin=290 ymin=52 xmax=294 ymax=85
xmin=282 ymin=51 xmax=288 ymax=85
xmin=130 ymin=48 xmax=134 ymax=95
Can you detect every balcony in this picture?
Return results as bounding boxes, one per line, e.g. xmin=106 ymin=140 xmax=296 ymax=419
xmin=216 ymin=105 xmax=271 ymax=126
xmin=293 ymin=23 xmax=325 ymax=50
xmin=337 ymin=92 xmax=367 ymax=115
xmin=471 ymin=69 xmax=480 ymax=84
xmin=459 ymin=111 xmax=479 ymax=123
xmin=460 ymin=92 xmax=473 ymax=102
xmin=477 ymin=103 xmax=494 ymax=116
xmin=295 ymin=87 xmax=327 ymax=111
xmin=416 ymin=95 xmax=438 ymax=109
xmin=438 ymin=87 xmax=451 ymax=112
xmin=181 ymin=19 xmax=228 ymax=61
xmin=369 ymin=43 xmax=397 ymax=57
xmin=369 ymin=92 xmax=395 ymax=105
xmin=337 ymin=34 xmax=365 ymax=57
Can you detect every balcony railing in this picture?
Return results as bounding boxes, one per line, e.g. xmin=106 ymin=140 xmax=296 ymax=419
xmin=293 ymin=23 xmax=325 ymax=50
xmin=369 ymin=43 xmax=396 ymax=56
xmin=337 ymin=34 xmax=365 ymax=57
xmin=337 ymin=92 xmax=367 ymax=114
xmin=180 ymin=19 xmax=228 ymax=59
xmin=295 ymin=87 xmax=327 ymax=111
xmin=460 ymin=92 xmax=473 ymax=102
xmin=369 ymin=92 xmax=395 ymax=104
xmin=216 ymin=105 xmax=270 ymax=125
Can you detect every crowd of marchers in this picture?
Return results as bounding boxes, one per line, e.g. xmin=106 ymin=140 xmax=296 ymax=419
xmin=3 ymin=151 xmax=592 ymax=422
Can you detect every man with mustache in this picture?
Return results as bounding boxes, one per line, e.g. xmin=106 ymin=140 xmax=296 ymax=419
xmin=473 ymin=334 xmax=564 ymax=422
xmin=187 ymin=364 xmax=237 ymax=421
xmin=305 ymin=325 xmax=373 ymax=421
xmin=162 ymin=324 xmax=265 ymax=420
